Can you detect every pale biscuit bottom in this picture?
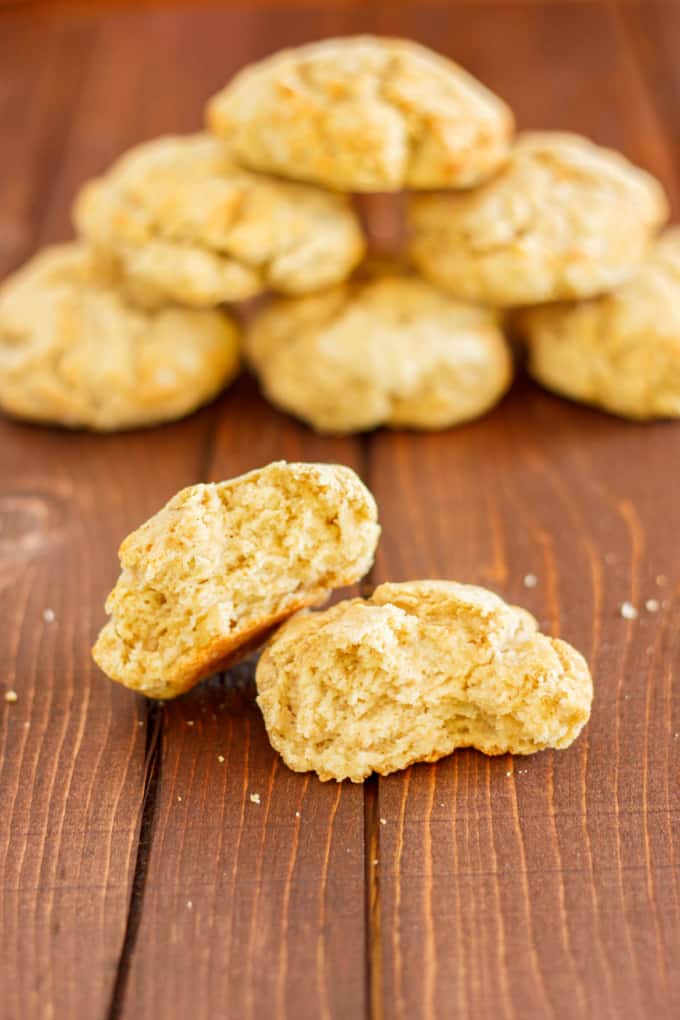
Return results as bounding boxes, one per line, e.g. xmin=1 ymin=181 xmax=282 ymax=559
xmin=256 ymin=580 xmax=593 ymax=782
xmin=93 ymin=462 xmax=380 ymax=699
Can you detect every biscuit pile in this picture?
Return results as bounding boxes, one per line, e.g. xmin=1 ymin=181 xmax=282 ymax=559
xmin=2 ymin=34 xmax=676 ymax=431
xmin=94 ymin=461 xmax=593 ymax=781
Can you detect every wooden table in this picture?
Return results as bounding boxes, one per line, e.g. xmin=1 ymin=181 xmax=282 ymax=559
xmin=2 ymin=2 xmax=679 ymax=1018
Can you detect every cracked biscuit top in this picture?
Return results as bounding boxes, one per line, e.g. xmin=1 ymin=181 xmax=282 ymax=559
xmin=521 ymin=227 xmax=680 ymax=420
xmin=206 ymin=36 xmax=514 ymax=192
xmin=256 ymin=580 xmax=593 ymax=782
xmin=408 ymin=132 xmax=668 ymax=307
xmin=0 ymin=243 xmax=241 ymax=431
xmin=245 ymin=268 xmax=512 ymax=434
xmin=73 ymin=133 xmax=365 ymax=307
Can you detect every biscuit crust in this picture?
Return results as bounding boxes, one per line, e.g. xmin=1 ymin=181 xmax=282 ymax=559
xmin=245 ymin=270 xmax=512 ymax=433
xmin=93 ymin=462 xmax=380 ymax=699
xmin=256 ymin=580 xmax=593 ymax=782
xmin=522 ymin=228 xmax=680 ymax=419
xmin=74 ymin=134 xmax=365 ymax=306
xmin=0 ymin=243 xmax=240 ymax=431
xmin=409 ymin=132 xmax=668 ymax=307
xmin=207 ymin=36 xmax=513 ymax=192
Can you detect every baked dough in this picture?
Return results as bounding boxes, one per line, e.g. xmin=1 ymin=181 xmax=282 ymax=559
xmin=408 ymin=132 xmax=668 ymax=307
xmin=256 ymin=580 xmax=593 ymax=782
xmin=74 ymin=133 xmax=365 ymax=306
xmin=93 ymin=461 xmax=380 ymax=699
xmin=0 ymin=243 xmax=240 ymax=431
xmin=245 ymin=270 xmax=512 ymax=433
xmin=521 ymin=228 xmax=680 ymax=419
xmin=207 ymin=36 xmax=513 ymax=192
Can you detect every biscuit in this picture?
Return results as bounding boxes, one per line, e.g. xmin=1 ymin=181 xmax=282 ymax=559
xmin=73 ymin=133 xmax=365 ymax=307
xmin=521 ymin=228 xmax=680 ymax=420
xmin=256 ymin=580 xmax=593 ymax=782
xmin=206 ymin=36 xmax=513 ymax=192
xmin=93 ymin=461 xmax=380 ymax=699
xmin=0 ymin=243 xmax=240 ymax=431
xmin=245 ymin=270 xmax=512 ymax=433
xmin=408 ymin=132 xmax=668 ymax=307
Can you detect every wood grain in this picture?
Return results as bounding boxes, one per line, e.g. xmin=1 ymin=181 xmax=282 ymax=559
xmin=1 ymin=4 xmax=679 ymax=1020
xmin=621 ymin=0 xmax=680 ymax=208
xmin=71 ymin=14 xmax=371 ymax=1018
xmin=366 ymin=5 xmax=680 ymax=1017
xmin=121 ymin=378 xmax=371 ymax=1020
xmin=0 ymin=11 xmax=216 ymax=1019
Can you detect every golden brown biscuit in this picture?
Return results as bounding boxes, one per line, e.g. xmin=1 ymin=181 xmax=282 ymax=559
xmin=521 ymin=228 xmax=680 ymax=419
xmin=74 ymin=133 xmax=365 ymax=306
xmin=408 ymin=132 xmax=668 ymax=307
xmin=93 ymin=462 xmax=380 ymax=699
xmin=245 ymin=270 xmax=512 ymax=433
xmin=207 ymin=36 xmax=513 ymax=192
xmin=256 ymin=580 xmax=593 ymax=782
xmin=0 ymin=243 xmax=240 ymax=431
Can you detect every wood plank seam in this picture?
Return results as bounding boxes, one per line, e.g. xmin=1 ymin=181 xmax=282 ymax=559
xmin=106 ymin=702 xmax=164 ymax=1020
xmin=360 ymin=431 xmax=383 ymax=1020
xmin=364 ymin=776 xmax=383 ymax=1020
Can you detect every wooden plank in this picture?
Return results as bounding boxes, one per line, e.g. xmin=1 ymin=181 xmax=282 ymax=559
xmin=123 ymin=384 xmax=369 ymax=1020
xmin=0 ymin=12 xmax=92 ymax=274
xmin=13 ymin=0 xmax=605 ymax=14
xmin=109 ymin=8 xmax=370 ymax=1018
xmin=0 ymin=11 xmax=218 ymax=1020
xmin=365 ymin=4 xmax=680 ymax=1017
xmin=620 ymin=0 xmax=680 ymax=209
xmin=4 ymin=4 xmax=679 ymax=1019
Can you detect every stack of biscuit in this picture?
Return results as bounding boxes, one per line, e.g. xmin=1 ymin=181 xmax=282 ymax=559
xmin=0 ymin=35 xmax=677 ymax=431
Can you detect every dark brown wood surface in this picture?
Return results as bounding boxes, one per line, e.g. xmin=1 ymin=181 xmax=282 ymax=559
xmin=1 ymin=4 xmax=678 ymax=1019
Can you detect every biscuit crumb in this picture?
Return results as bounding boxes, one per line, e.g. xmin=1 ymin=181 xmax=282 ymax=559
xmin=186 ymin=901 xmax=193 ymax=910
xmin=4 ymin=690 xmax=18 ymax=703
xmin=620 ymin=601 xmax=638 ymax=620
xmin=186 ymin=720 xmax=195 ymax=726
xmin=645 ymin=598 xmax=660 ymax=613
xmin=217 ymin=754 xmax=225 ymax=763
xmin=373 ymin=858 xmax=379 ymax=865
xmin=506 ymin=770 xmax=512 ymax=777
xmin=42 ymin=608 xmax=56 ymax=623
xmin=249 ymin=793 xmax=261 ymax=805
xmin=295 ymin=811 xmax=300 ymax=818
xmin=656 ymin=575 xmax=668 ymax=587
xmin=379 ymin=817 xmax=387 ymax=825
xmin=177 ymin=795 xmax=183 ymax=802
xmin=523 ymin=573 xmax=538 ymax=589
